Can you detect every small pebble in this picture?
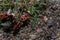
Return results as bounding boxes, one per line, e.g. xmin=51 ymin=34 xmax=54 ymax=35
xmin=30 ymin=34 xmax=36 ymax=40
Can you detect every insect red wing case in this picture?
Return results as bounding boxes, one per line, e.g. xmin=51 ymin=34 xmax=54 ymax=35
xmin=13 ymin=12 xmax=30 ymax=31
xmin=0 ymin=12 xmax=7 ymax=19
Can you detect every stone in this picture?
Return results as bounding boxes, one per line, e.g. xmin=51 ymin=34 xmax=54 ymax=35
xmin=30 ymin=34 xmax=36 ymax=39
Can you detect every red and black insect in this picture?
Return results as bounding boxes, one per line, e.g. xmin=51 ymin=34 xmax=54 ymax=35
xmin=13 ymin=12 xmax=30 ymax=36
xmin=0 ymin=11 xmax=30 ymax=36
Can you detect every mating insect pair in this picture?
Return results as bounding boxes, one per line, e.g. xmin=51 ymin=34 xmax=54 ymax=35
xmin=0 ymin=11 xmax=30 ymax=36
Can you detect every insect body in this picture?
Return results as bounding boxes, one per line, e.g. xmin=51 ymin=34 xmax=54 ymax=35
xmin=0 ymin=11 xmax=30 ymax=36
